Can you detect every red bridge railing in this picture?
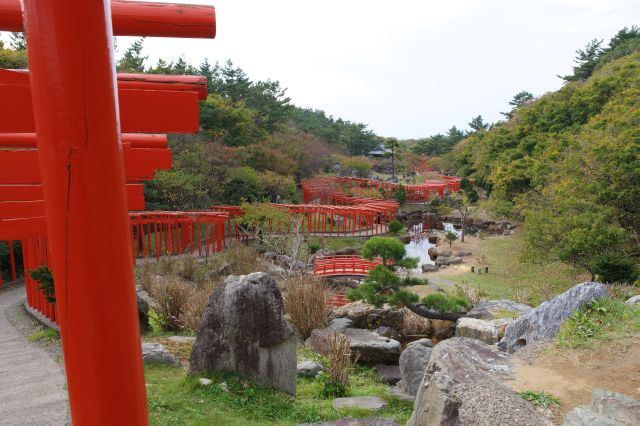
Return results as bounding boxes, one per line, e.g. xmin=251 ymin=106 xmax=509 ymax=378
xmin=313 ymin=255 xmax=383 ymax=277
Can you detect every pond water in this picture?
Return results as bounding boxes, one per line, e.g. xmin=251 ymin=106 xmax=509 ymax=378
xmin=404 ymin=222 xmax=461 ymax=270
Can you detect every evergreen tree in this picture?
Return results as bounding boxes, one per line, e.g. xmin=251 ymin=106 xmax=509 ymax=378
xmin=116 ymin=38 xmax=147 ymax=73
xmin=561 ymin=39 xmax=603 ymax=82
xmin=9 ymin=32 xmax=26 ymax=51
xmin=501 ymin=91 xmax=534 ymax=118
xmin=468 ymin=115 xmax=488 ymax=132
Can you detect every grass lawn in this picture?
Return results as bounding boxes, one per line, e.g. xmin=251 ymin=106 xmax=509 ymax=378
xmin=425 ymin=232 xmax=590 ymax=305
xmin=145 ymin=346 xmax=413 ymax=426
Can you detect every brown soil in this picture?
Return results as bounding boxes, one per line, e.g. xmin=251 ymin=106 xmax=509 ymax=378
xmin=507 ymin=334 xmax=640 ymax=416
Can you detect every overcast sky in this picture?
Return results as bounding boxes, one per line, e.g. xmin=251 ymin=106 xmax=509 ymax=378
xmin=5 ymin=1 xmax=638 ymax=139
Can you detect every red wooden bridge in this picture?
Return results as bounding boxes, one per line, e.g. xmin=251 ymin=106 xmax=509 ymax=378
xmin=313 ymin=255 xmax=383 ymax=277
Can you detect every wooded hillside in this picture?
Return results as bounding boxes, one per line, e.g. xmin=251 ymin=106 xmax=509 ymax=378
xmin=443 ymin=27 xmax=640 ymax=280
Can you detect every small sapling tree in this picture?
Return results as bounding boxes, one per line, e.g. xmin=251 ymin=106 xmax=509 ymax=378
xmin=445 ymin=231 xmax=458 ymax=247
xmin=387 ymin=219 xmax=403 ymax=235
xmin=445 ymin=192 xmax=474 ymax=242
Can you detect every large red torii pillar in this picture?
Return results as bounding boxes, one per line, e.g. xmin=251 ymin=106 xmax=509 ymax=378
xmin=8 ymin=0 xmax=215 ymax=424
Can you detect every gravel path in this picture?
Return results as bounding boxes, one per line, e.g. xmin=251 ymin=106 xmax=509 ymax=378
xmin=0 ymin=283 xmax=70 ymax=425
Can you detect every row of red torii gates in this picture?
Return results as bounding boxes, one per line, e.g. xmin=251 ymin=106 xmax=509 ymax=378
xmin=0 ymin=2 xmax=467 ymax=421
xmin=0 ymin=1 xmax=218 ymax=423
xmin=301 ymin=175 xmax=469 ymax=204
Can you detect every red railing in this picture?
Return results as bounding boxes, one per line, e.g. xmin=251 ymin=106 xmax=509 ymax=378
xmin=313 ymin=255 xmax=383 ymax=277
xmin=301 ymin=175 xmax=473 ymax=204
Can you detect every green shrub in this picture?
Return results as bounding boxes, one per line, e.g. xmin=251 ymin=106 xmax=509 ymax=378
xmin=420 ymin=293 xmax=470 ymax=313
xmin=388 ymin=219 xmax=403 ymax=235
xmin=591 ymin=254 xmax=639 ymax=284
xmin=308 ymin=241 xmax=321 ymax=254
xmin=29 ymin=265 xmax=55 ymax=303
xmin=392 ymin=185 xmax=407 ymax=205
xmin=520 ymin=390 xmax=560 ymax=408
xmin=403 ymin=276 xmax=428 ymax=286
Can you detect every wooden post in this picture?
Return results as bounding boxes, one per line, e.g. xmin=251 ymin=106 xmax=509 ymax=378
xmin=22 ymin=0 xmax=149 ymax=423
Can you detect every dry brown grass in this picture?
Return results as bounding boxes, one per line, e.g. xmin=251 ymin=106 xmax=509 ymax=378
xmin=400 ymin=307 xmax=433 ymax=339
xmin=605 ymin=283 xmax=638 ymax=301
xmin=327 ymin=331 xmax=359 ymax=388
xmin=181 ymin=285 xmax=215 ymax=332
xmin=148 ymin=276 xmax=193 ymax=332
xmin=137 ymin=246 xmax=263 ymax=333
xmin=139 ymin=262 xmax=155 ymax=294
xmin=177 ymin=256 xmax=198 ymax=281
xmin=157 ymin=256 xmax=176 ymax=276
xmin=453 ymin=282 xmax=489 ymax=305
xmin=282 ymin=275 xmax=332 ymax=340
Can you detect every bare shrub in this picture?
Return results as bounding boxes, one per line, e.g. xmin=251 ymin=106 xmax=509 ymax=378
xmin=181 ymin=285 xmax=215 ymax=332
xmin=511 ymin=287 xmax=532 ymax=305
xmin=177 ymin=256 xmax=198 ymax=281
xmin=535 ymin=283 xmax=555 ymax=303
xmin=321 ymin=331 xmax=360 ymax=397
xmin=148 ymin=276 xmax=192 ymax=332
xmin=157 ymin=256 xmax=176 ymax=276
xmin=400 ymin=307 xmax=433 ymax=339
xmin=282 ymin=275 xmax=332 ymax=340
xmin=139 ymin=262 xmax=155 ymax=294
xmin=223 ymin=244 xmax=260 ymax=275
xmin=605 ymin=283 xmax=637 ymax=301
xmin=454 ymin=282 xmax=488 ymax=305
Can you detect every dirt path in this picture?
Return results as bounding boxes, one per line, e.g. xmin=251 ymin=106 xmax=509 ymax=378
xmin=507 ymin=334 xmax=640 ymax=416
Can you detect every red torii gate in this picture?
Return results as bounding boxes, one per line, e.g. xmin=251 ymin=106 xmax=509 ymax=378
xmin=0 ymin=1 xmax=215 ymax=424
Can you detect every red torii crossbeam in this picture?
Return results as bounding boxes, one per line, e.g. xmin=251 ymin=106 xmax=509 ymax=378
xmin=0 ymin=1 xmax=216 ymax=424
xmin=0 ymin=0 xmax=216 ymax=38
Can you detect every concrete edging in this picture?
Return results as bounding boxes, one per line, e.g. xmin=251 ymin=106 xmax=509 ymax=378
xmin=23 ymin=300 xmax=61 ymax=332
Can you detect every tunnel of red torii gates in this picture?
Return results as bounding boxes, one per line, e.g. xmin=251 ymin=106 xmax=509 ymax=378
xmin=0 ymin=1 xmax=470 ymax=421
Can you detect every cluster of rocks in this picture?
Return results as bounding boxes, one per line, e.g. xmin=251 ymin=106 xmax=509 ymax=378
xmin=140 ymin=270 xmax=640 ymax=425
xmin=564 ymin=389 xmax=640 ymax=425
xmin=396 ymin=210 xmax=517 ymax=235
xmin=263 ymin=252 xmax=308 ymax=274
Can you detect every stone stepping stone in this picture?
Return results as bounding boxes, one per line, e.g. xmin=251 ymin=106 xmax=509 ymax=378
xmin=332 ymin=396 xmax=388 ymax=411
xmin=299 ymin=419 xmax=399 ymax=425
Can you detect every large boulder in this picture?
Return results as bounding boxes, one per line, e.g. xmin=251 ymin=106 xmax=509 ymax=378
xmin=306 ymin=328 xmax=401 ymax=365
xmin=467 ymin=299 xmax=532 ymax=320
xmin=333 ymin=302 xmax=403 ymax=330
xmin=455 ymin=317 xmax=512 ymax=345
xmin=189 ymin=272 xmax=296 ymax=395
xmin=136 ymin=292 xmax=151 ymax=334
xmin=407 ymin=337 xmax=551 ymax=426
xmin=625 ymin=295 xmax=640 ymax=305
xmin=501 ymin=282 xmax=608 ymax=353
xmin=396 ymin=338 xmax=433 ymax=397
xmin=563 ymin=389 xmax=640 ymax=425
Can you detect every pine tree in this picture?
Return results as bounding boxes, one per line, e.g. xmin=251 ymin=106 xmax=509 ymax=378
xmin=9 ymin=32 xmax=26 ymax=51
xmin=501 ymin=91 xmax=534 ymax=119
xmin=468 ymin=115 xmax=488 ymax=132
xmin=116 ymin=38 xmax=147 ymax=73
